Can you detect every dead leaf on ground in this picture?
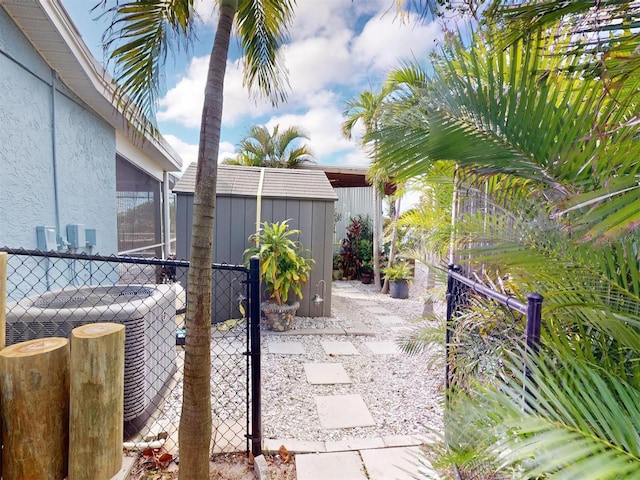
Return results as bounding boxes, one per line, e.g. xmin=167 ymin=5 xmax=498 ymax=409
xmin=278 ymin=444 xmax=292 ymax=463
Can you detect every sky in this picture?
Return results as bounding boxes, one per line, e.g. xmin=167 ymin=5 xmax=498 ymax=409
xmin=61 ymin=0 xmax=447 ymax=172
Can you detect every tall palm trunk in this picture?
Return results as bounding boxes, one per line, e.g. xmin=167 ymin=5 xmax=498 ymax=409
xmin=372 ymin=187 xmax=381 ymax=289
xmin=179 ymin=2 xmax=236 ymax=478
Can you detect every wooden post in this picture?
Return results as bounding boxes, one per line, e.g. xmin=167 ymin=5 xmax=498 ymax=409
xmin=0 ymin=251 xmax=7 ymax=348
xmin=69 ymin=323 xmax=125 ymax=480
xmin=0 ymin=337 xmax=70 ymax=480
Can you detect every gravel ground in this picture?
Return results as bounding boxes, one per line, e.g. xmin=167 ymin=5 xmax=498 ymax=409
xmin=262 ymin=264 xmax=445 ymax=443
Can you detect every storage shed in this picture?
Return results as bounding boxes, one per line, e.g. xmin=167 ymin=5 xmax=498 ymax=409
xmin=173 ymin=164 xmax=338 ymax=318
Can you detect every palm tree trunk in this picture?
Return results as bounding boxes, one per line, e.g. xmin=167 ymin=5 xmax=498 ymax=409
xmin=179 ymin=2 xmax=236 ymax=478
xmin=372 ymin=187 xmax=381 ymax=289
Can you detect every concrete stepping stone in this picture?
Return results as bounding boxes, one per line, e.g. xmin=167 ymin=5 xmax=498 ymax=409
xmin=375 ymin=314 xmax=406 ymax=325
xmin=344 ymin=321 xmax=375 ymax=336
xmin=360 ymin=446 xmax=440 ymax=480
xmin=353 ymin=299 xmax=372 ymax=307
xmin=365 ymin=341 xmax=400 ymax=355
xmin=332 ymin=283 xmax=357 ymax=289
xmin=321 ymin=341 xmax=359 ymax=355
xmin=364 ymin=305 xmax=394 ymax=315
xmin=295 ymin=451 xmax=367 ymax=480
xmin=315 ymin=394 xmax=375 ymax=429
xmin=268 ymin=342 xmax=305 ymax=354
xmin=304 ymin=363 xmax=351 ymax=384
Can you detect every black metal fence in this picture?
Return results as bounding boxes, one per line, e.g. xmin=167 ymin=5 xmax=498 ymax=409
xmin=445 ymin=264 xmax=543 ymax=480
xmin=0 ymin=247 xmax=262 ymax=456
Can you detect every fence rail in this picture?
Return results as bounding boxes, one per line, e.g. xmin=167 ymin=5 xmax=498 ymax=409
xmin=0 ymin=247 xmax=262 ymax=456
xmin=445 ymin=264 xmax=543 ymax=479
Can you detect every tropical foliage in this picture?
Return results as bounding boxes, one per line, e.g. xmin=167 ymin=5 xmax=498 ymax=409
xmin=358 ymin=2 xmax=640 ymax=478
xmin=224 ymin=124 xmax=315 ymax=168
xmin=381 ymin=261 xmax=413 ymax=281
xmin=342 ymin=63 xmax=429 ymax=290
xmin=336 ymin=215 xmax=373 ymax=280
xmin=245 ymin=220 xmax=314 ymax=306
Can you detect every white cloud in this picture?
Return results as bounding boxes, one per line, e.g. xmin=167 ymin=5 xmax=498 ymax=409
xmin=163 ymin=134 xmax=198 ymax=171
xmin=163 ymin=135 xmax=237 ymax=170
xmin=282 ymin=30 xmax=355 ymax=95
xmin=335 ymin=149 xmax=372 ymax=168
xmin=194 ymin=0 xmax=217 ymax=25
xmin=157 ymin=57 xmax=207 ymax=128
xmin=353 ymin=12 xmax=441 ymax=74
xmin=157 ymin=1 xmax=444 ymax=163
xmin=158 ymin=56 xmax=273 ymax=128
xmin=218 ymin=141 xmax=237 ymax=163
xmin=265 ymin=103 xmax=352 ymax=159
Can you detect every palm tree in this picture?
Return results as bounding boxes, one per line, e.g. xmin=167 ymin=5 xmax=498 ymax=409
xmin=342 ymin=64 xmax=429 ymax=292
xmin=223 ymin=124 xmax=315 ymax=168
xmin=369 ymin=19 xmax=640 ymax=476
xmin=98 ymin=1 xmax=296 ymax=477
xmin=342 ymin=88 xmax=392 ymax=290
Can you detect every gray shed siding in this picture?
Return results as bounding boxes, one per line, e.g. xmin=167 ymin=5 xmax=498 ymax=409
xmin=174 ymin=165 xmax=336 ymax=319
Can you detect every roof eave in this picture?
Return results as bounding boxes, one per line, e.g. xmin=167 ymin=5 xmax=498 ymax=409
xmin=2 ymin=0 xmax=182 ymax=172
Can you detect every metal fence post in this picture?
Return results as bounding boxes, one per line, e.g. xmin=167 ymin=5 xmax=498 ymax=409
xmin=524 ymin=292 xmax=543 ymax=405
xmin=445 ymin=264 xmax=460 ymax=402
xmin=0 ymin=252 xmax=6 ymax=348
xmin=525 ymin=293 xmax=543 ymax=355
xmin=249 ymin=255 xmax=262 ymax=456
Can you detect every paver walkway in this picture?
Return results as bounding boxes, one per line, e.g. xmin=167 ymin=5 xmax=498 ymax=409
xmin=295 ymin=446 xmax=438 ymax=480
xmin=263 ymin=280 xmax=441 ymax=479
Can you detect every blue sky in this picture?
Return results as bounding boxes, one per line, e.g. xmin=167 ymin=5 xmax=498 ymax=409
xmin=61 ymin=0 xmax=446 ymax=171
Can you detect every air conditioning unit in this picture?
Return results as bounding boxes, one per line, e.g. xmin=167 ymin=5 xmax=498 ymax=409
xmin=6 ymin=284 xmax=177 ymax=430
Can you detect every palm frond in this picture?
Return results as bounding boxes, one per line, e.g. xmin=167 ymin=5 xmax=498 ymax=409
xmin=486 ymin=351 xmax=640 ymax=478
xmin=100 ymin=0 xmax=196 ymax=134
xmin=236 ymin=0 xmax=296 ymax=106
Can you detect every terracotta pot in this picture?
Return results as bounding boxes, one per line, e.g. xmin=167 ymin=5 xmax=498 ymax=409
xmin=261 ymin=301 xmax=299 ymax=331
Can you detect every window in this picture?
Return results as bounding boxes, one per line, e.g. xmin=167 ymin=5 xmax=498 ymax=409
xmin=116 ymin=156 xmax=162 ymax=257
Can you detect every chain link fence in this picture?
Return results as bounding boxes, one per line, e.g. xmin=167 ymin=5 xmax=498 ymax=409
xmin=1 ymin=247 xmax=260 ymax=455
xmin=445 ymin=265 xmax=542 ymax=480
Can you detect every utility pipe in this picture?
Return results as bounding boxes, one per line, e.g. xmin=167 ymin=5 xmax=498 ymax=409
xmin=51 ymin=71 xmax=61 ymax=243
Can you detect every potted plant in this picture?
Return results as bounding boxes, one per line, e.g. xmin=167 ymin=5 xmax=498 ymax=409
xmin=382 ymin=261 xmax=413 ymax=299
xmin=358 ymin=239 xmax=373 ymax=284
xmin=245 ymin=220 xmax=314 ymax=331
xmin=332 ymin=252 xmax=343 ymax=281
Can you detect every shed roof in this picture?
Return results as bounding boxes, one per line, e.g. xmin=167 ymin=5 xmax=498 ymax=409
xmin=173 ymin=164 xmax=338 ymax=201
xmin=301 ymin=164 xmax=397 ymax=196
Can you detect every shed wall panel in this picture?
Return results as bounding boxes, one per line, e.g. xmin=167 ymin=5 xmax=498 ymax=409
xmin=214 ymin=196 xmax=231 ymax=262
xmin=174 ymin=181 xmax=335 ymax=319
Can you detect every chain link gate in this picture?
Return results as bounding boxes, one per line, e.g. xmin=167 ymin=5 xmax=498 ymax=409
xmin=0 ymin=247 xmax=262 ymax=457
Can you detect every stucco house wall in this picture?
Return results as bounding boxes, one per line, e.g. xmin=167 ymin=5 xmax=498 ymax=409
xmin=0 ymin=1 xmax=182 ymax=257
xmin=0 ymin=5 xmax=116 ymax=252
